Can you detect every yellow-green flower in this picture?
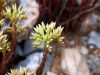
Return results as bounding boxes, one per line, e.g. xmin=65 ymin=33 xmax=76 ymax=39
xmin=2 ymin=4 xmax=27 ymax=23
xmin=6 ymin=67 xmax=30 ymax=75
xmin=0 ymin=19 xmax=4 ymax=27
xmin=30 ymin=22 xmax=64 ymax=50
xmin=0 ymin=31 xmax=11 ymax=52
xmin=0 ymin=0 xmax=7 ymax=5
xmin=16 ymin=24 xmax=24 ymax=33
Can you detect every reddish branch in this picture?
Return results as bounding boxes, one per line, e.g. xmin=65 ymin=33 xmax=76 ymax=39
xmin=36 ymin=0 xmax=98 ymax=33
xmin=0 ymin=23 xmax=17 ymax=75
xmin=36 ymin=48 xmax=48 ymax=75
xmin=60 ymin=3 xmax=99 ymax=26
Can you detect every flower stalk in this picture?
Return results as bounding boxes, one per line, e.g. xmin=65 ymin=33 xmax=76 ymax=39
xmin=0 ymin=3 xmax=27 ymax=74
xmin=30 ymin=22 xmax=64 ymax=75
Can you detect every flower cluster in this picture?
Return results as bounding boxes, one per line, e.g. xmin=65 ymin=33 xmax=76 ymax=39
xmin=2 ymin=4 xmax=27 ymax=23
xmin=0 ymin=31 xmax=11 ymax=52
xmin=30 ymin=22 xmax=64 ymax=49
xmin=0 ymin=19 xmax=4 ymax=27
xmin=6 ymin=67 xmax=30 ymax=75
xmin=2 ymin=4 xmax=27 ymax=33
xmin=0 ymin=0 xmax=7 ymax=5
xmin=16 ymin=24 xmax=24 ymax=33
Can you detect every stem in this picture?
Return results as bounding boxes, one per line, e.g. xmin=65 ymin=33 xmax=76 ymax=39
xmin=56 ymin=0 xmax=68 ymax=22
xmin=0 ymin=23 xmax=17 ymax=75
xmin=0 ymin=52 xmax=8 ymax=75
xmin=35 ymin=47 xmax=48 ymax=75
xmin=6 ymin=24 xmax=17 ymax=63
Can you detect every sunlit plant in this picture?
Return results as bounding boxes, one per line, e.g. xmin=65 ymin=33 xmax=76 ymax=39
xmin=0 ymin=3 xmax=27 ymax=75
xmin=2 ymin=4 xmax=27 ymax=23
xmin=0 ymin=19 xmax=4 ymax=27
xmin=6 ymin=67 xmax=30 ymax=75
xmin=0 ymin=0 xmax=7 ymax=19
xmin=0 ymin=31 xmax=11 ymax=52
xmin=30 ymin=22 xmax=64 ymax=49
xmin=2 ymin=4 xmax=27 ymax=33
xmin=30 ymin=22 xmax=64 ymax=75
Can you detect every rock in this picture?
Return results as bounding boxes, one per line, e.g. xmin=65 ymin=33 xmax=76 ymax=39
xmin=43 ymin=54 xmax=52 ymax=74
xmin=47 ymin=71 xmax=57 ymax=75
xmin=61 ymin=46 xmax=90 ymax=75
xmin=17 ymin=0 xmax=39 ymax=42
xmin=15 ymin=44 xmax=23 ymax=56
xmin=15 ymin=39 xmax=34 ymax=56
xmin=88 ymin=30 xmax=100 ymax=49
xmin=76 ymin=0 xmax=82 ymax=5
xmin=17 ymin=52 xmax=42 ymax=74
xmin=23 ymin=39 xmax=34 ymax=56
xmin=17 ymin=52 xmax=52 ymax=74
xmin=81 ymin=14 xmax=99 ymax=35
xmin=88 ymin=58 xmax=100 ymax=74
xmin=20 ymin=0 xmax=39 ymax=29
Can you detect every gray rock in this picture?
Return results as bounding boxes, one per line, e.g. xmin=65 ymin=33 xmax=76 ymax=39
xmin=17 ymin=52 xmax=52 ymax=74
xmin=88 ymin=30 xmax=100 ymax=49
xmin=15 ymin=44 xmax=23 ymax=56
xmin=17 ymin=0 xmax=39 ymax=42
xmin=20 ymin=0 xmax=39 ymax=29
xmin=23 ymin=39 xmax=34 ymax=56
xmin=61 ymin=46 xmax=90 ymax=75
xmin=47 ymin=71 xmax=57 ymax=75
xmin=15 ymin=39 xmax=34 ymax=56
xmin=17 ymin=52 xmax=43 ymax=74
xmin=88 ymin=58 xmax=100 ymax=73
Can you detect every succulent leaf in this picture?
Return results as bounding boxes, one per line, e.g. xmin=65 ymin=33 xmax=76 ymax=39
xmin=6 ymin=67 xmax=30 ymax=75
xmin=2 ymin=4 xmax=27 ymax=23
xmin=30 ymin=22 xmax=64 ymax=50
xmin=16 ymin=24 xmax=24 ymax=33
xmin=0 ymin=19 xmax=4 ymax=27
xmin=0 ymin=31 xmax=11 ymax=52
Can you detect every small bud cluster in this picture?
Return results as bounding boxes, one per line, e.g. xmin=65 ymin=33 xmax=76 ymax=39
xmin=0 ymin=0 xmax=7 ymax=5
xmin=16 ymin=24 xmax=24 ymax=33
xmin=0 ymin=31 xmax=11 ymax=52
xmin=0 ymin=19 xmax=4 ymax=27
xmin=0 ymin=0 xmax=7 ymax=12
xmin=30 ymin=22 xmax=64 ymax=50
xmin=2 ymin=4 xmax=27 ymax=23
xmin=6 ymin=67 xmax=30 ymax=75
xmin=2 ymin=4 xmax=27 ymax=33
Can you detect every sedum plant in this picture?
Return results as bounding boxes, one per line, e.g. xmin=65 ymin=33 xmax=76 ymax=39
xmin=1 ymin=4 xmax=27 ymax=34
xmin=0 ymin=3 xmax=27 ymax=75
xmin=30 ymin=22 xmax=64 ymax=49
xmin=0 ymin=19 xmax=4 ymax=27
xmin=0 ymin=31 xmax=11 ymax=52
xmin=0 ymin=19 xmax=11 ymax=52
xmin=16 ymin=23 xmax=24 ymax=33
xmin=6 ymin=67 xmax=30 ymax=75
xmin=30 ymin=22 xmax=64 ymax=75
xmin=0 ymin=0 xmax=7 ymax=19
xmin=0 ymin=0 xmax=7 ymax=6
xmin=2 ymin=4 xmax=27 ymax=23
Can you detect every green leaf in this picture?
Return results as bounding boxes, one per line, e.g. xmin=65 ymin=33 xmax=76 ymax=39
xmin=30 ymin=22 xmax=64 ymax=51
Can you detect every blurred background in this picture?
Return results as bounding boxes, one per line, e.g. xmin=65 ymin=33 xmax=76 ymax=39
xmin=1 ymin=0 xmax=100 ymax=75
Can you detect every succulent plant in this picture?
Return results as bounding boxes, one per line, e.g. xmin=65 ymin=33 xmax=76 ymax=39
xmin=0 ymin=0 xmax=7 ymax=16
xmin=30 ymin=22 xmax=64 ymax=50
xmin=16 ymin=23 xmax=24 ymax=33
xmin=0 ymin=31 xmax=11 ymax=52
xmin=2 ymin=4 xmax=27 ymax=23
xmin=0 ymin=0 xmax=7 ymax=5
xmin=6 ymin=67 xmax=30 ymax=75
xmin=0 ymin=2 xmax=28 ymax=75
xmin=30 ymin=22 xmax=64 ymax=75
xmin=0 ymin=19 xmax=4 ymax=27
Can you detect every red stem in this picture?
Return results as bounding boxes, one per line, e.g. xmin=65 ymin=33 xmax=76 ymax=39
xmin=0 ymin=23 xmax=17 ymax=75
